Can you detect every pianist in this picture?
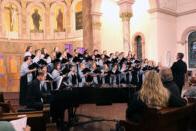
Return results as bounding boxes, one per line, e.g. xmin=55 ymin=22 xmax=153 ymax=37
xmin=26 ymin=71 xmax=46 ymax=110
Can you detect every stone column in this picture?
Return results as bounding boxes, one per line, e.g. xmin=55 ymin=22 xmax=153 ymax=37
xmin=118 ymin=0 xmax=134 ymax=52
xmin=91 ymin=0 xmax=102 ymax=51
xmin=65 ymin=2 xmax=72 ymax=34
xmin=83 ymin=0 xmax=102 ymax=52
xmin=45 ymin=2 xmax=50 ymax=39
xmin=83 ymin=0 xmax=93 ymax=51
xmin=21 ymin=0 xmax=27 ymax=39
xmin=0 ymin=6 xmax=2 ymax=37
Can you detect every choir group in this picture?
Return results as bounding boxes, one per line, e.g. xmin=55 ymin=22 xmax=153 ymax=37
xmin=19 ymin=46 xmax=160 ymax=104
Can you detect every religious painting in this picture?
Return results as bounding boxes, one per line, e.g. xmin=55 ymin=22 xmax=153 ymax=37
xmin=188 ymin=32 xmax=196 ymax=68
xmin=75 ymin=1 xmax=83 ymax=30
xmin=53 ymin=4 xmax=65 ymax=32
xmin=3 ymin=3 xmax=19 ymax=32
xmin=30 ymin=7 xmax=43 ymax=33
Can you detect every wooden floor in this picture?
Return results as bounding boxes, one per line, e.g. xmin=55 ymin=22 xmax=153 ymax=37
xmin=47 ymin=104 xmax=127 ymax=131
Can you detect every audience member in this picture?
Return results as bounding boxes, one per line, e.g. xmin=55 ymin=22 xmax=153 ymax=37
xmin=160 ymin=68 xmax=181 ymax=97
xmin=126 ymin=71 xmax=187 ymax=123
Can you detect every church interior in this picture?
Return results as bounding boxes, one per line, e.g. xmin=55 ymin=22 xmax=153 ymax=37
xmin=0 ymin=0 xmax=196 ymax=131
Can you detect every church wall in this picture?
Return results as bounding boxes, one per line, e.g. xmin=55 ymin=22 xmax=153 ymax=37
xmin=156 ymin=13 xmax=177 ymax=67
xmin=130 ymin=0 xmax=152 ymax=60
xmin=101 ymin=0 xmax=123 ymax=53
xmin=176 ymin=12 xmax=196 ymax=68
xmin=177 ymin=0 xmax=196 ymax=13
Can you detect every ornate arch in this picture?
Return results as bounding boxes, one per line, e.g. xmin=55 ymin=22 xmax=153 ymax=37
xmin=1 ymin=0 xmax=22 ymax=38
xmin=26 ymin=2 xmax=46 ymax=37
xmin=180 ymin=26 xmax=196 ymax=45
xmin=132 ymin=32 xmax=145 ymax=59
xmin=50 ymin=1 xmax=67 ymax=33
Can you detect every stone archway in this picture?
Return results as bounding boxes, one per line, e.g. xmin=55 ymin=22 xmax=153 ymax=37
xmin=132 ymin=32 xmax=145 ymax=59
xmin=181 ymin=26 xmax=196 ymax=45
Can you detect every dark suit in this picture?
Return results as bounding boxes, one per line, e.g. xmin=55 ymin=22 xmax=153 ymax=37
xmin=27 ymin=79 xmax=43 ymax=110
xmin=171 ymin=59 xmax=187 ymax=94
xmin=163 ymin=80 xmax=181 ymax=97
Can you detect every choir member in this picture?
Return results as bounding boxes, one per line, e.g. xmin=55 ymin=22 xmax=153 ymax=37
xmin=40 ymin=65 xmax=53 ymax=91
xmin=110 ymin=63 xmax=120 ymax=86
xmin=41 ymin=48 xmax=51 ymax=64
xmin=51 ymin=60 xmax=64 ymax=89
xmin=24 ymin=46 xmax=33 ymax=57
xmin=102 ymin=63 xmax=110 ymax=86
xmin=78 ymin=63 xmax=87 ymax=87
xmin=67 ymin=65 xmax=78 ymax=87
xmin=54 ymin=47 xmax=62 ymax=59
xmin=33 ymin=49 xmax=42 ymax=63
xmin=19 ymin=56 xmax=36 ymax=105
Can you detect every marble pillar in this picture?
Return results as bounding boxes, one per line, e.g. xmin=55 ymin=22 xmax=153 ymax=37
xmin=118 ymin=0 xmax=134 ymax=52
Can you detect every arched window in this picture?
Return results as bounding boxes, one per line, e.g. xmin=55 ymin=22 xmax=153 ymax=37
xmin=75 ymin=1 xmax=82 ymax=30
xmin=188 ymin=32 xmax=196 ymax=68
xmin=135 ymin=35 xmax=143 ymax=60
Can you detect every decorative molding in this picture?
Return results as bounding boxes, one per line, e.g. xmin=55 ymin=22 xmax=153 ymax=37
xmin=148 ymin=8 xmax=177 ymax=17
xmin=120 ymin=12 xmax=132 ymax=21
xmin=178 ymin=9 xmax=196 ymax=16
xmin=149 ymin=8 xmax=196 ymax=17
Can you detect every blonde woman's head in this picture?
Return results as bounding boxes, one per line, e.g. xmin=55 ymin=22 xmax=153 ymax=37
xmin=139 ymin=70 xmax=170 ymax=108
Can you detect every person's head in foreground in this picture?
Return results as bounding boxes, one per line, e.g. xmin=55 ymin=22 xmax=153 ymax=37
xmin=139 ymin=70 xmax=170 ymax=108
xmin=159 ymin=68 xmax=173 ymax=83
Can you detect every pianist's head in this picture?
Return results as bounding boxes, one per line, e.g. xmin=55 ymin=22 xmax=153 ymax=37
xmin=37 ymin=71 xmax=46 ymax=81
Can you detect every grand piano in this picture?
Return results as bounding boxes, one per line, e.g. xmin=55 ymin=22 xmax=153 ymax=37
xmin=50 ymin=86 xmax=136 ymax=130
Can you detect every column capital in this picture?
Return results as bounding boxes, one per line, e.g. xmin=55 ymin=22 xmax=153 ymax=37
xmin=91 ymin=11 xmax=102 ymax=30
xmin=120 ymin=12 xmax=132 ymax=21
xmin=92 ymin=22 xmax=102 ymax=30
xmin=118 ymin=0 xmax=134 ymax=21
